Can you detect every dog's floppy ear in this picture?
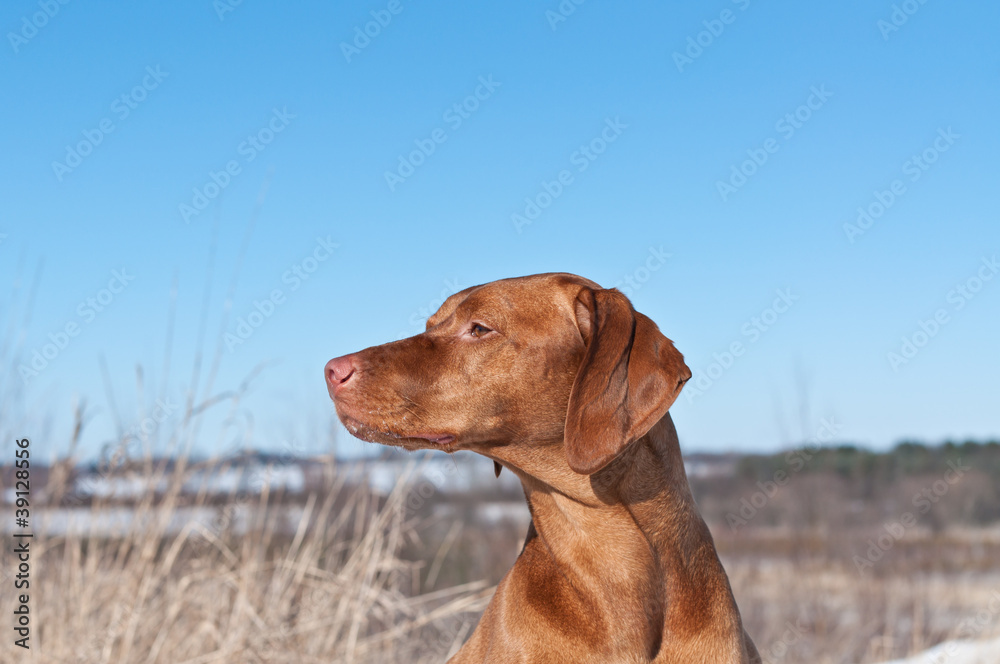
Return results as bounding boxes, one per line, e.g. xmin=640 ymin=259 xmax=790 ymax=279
xmin=564 ymin=288 xmax=691 ymax=475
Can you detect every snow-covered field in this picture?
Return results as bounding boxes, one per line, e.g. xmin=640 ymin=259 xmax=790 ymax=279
xmin=880 ymin=636 xmax=1000 ymax=664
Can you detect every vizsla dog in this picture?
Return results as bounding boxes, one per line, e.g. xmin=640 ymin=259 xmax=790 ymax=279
xmin=325 ymin=273 xmax=760 ymax=663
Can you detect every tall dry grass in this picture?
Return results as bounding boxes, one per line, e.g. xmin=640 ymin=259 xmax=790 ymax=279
xmin=722 ymin=536 xmax=1000 ymax=663
xmin=4 ymin=457 xmax=490 ymax=663
xmin=12 ymin=462 xmax=1000 ymax=664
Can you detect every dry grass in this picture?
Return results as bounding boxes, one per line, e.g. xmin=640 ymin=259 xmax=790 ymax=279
xmin=728 ymin=555 xmax=1000 ymax=663
xmin=2 ymin=459 xmax=491 ymax=664
xmin=1 ymin=241 xmax=502 ymax=662
xmin=3 ymin=457 xmax=1000 ymax=663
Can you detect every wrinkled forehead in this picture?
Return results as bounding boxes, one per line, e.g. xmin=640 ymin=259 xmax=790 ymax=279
xmin=427 ymin=273 xmax=599 ymax=330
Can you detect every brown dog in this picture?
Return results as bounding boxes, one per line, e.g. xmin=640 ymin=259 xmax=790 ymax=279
xmin=325 ymin=273 xmax=760 ymax=663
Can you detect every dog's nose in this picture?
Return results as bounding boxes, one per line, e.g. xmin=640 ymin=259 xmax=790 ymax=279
xmin=325 ymin=354 xmax=357 ymax=394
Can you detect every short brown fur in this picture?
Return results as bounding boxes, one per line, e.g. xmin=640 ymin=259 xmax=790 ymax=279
xmin=325 ymin=273 xmax=761 ymax=663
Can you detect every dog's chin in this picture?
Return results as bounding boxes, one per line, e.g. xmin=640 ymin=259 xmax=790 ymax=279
xmin=338 ymin=413 xmax=458 ymax=452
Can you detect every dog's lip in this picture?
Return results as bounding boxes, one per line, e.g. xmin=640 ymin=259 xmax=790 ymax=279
xmin=338 ymin=414 xmax=456 ymax=447
xmin=409 ymin=433 xmax=456 ymax=445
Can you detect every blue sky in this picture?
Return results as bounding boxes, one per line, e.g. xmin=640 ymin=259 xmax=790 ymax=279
xmin=1 ymin=0 xmax=997 ymax=463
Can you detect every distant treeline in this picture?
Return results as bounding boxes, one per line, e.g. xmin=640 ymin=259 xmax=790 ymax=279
xmin=734 ymin=439 xmax=1000 ymax=482
xmin=691 ymin=440 xmax=1000 ymax=533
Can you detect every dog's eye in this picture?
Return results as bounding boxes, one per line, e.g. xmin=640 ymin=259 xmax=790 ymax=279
xmin=469 ymin=323 xmax=492 ymax=338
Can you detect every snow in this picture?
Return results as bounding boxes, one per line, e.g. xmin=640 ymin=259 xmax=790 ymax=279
xmin=879 ymin=636 xmax=1000 ymax=664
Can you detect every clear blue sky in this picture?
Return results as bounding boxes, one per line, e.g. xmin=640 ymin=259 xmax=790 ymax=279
xmin=1 ymin=0 xmax=997 ymax=463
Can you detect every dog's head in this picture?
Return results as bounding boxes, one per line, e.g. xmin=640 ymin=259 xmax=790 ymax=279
xmin=326 ymin=273 xmax=690 ymax=476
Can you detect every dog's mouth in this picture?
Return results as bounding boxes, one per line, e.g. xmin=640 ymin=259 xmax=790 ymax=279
xmin=410 ymin=433 xmax=456 ymax=445
xmin=331 ymin=378 xmax=458 ymax=450
xmin=339 ymin=414 xmax=456 ymax=450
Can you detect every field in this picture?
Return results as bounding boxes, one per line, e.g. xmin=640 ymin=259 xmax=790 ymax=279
xmin=3 ymin=442 xmax=1000 ymax=664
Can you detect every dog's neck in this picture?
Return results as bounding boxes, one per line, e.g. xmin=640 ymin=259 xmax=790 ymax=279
xmin=515 ymin=414 xmax=745 ymax=659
